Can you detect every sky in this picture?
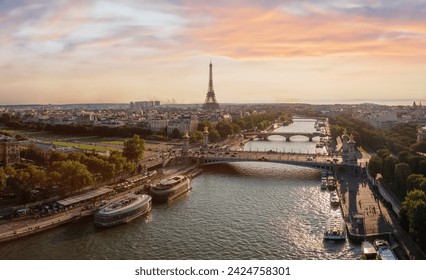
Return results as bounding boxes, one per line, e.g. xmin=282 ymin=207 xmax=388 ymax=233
xmin=0 ymin=0 xmax=425 ymax=105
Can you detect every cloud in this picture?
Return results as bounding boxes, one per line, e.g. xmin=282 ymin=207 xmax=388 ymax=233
xmin=0 ymin=0 xmax=425 ymax=104
xmin=175 ymin=2 xmax=426 ymax=59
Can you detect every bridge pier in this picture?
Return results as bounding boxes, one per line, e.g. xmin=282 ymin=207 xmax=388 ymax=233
xmin=286 ymin=137 xmax=291 ymax=142
xmin=309 ymin=136 xmax=313 ymax=142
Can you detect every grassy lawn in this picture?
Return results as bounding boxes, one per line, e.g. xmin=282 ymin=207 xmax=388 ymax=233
xmin=98 ymin=140 xmax=125 ymax=145
xmin=0 ymin=129 xmax=26 ymax=135
xmin=48 ymin=141 xmax=120 ymax=152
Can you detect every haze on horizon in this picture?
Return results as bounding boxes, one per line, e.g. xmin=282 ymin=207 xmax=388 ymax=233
xmin=0 ymin=0 xmax=425 ymax=105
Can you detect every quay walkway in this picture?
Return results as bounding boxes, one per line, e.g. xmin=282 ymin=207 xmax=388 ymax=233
xmin=337 ymin=171 xmax=394 ymax=241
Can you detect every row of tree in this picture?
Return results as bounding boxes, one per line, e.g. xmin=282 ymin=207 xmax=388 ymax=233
xmin=185 ymin=112 xmax=292 ymax=143
xmin=368 ymin=149 xmax=426 ymax=198
xmin=1 ymin=111 xmax=292 ymax=144
xmin=0 ymin=113 xmax=153 ymax=138
xmin=329 ymin=115 xmax=420 ymax=153
xmin=0 ymin=135 xmax=145 ymax=202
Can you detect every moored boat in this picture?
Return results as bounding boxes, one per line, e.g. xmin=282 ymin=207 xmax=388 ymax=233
xmin=321 ymin=177 xmax=327 ymax=189
xmin=374 ymin=239 xmax=397 ymax=260
xmin=150 ymin=175 xmax=191 ymax=203
xmin=94 ymin=194 xmax=152 ymax=227
xmin=324 ymin=215 xmax=346 ymax=241
xmin=330 ymin=191 xmax=340 ymax=206
xmin=361 ymin=241 xmax=377 ymax=260
xmin=327 ymin=176 xmax=336 ymax=190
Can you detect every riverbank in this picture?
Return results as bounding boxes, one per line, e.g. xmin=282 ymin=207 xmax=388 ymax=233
xmin=0 ymin=163 xmax=202 ymax=244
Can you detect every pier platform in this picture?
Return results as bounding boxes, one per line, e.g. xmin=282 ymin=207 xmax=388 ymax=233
xmin=337 ymin=171 xmax=394 ymax=242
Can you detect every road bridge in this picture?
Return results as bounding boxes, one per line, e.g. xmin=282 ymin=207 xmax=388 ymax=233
xmin=242 ymin=131 xmax=325 ymax=142
xmin=188 ymin=150 xmax=341 ymax=172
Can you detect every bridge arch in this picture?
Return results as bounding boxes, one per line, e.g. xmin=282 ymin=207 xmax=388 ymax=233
xmin=194 ymin=156 xmax=336 ymax=173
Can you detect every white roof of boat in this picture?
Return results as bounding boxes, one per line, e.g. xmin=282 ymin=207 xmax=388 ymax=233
xmin=379 ymin=248 xmax=397 ymax=260
xmin=160 ymin=175 xmax=184 ymax=185
xmin=99 ymin=194 xmax=150 ymax=214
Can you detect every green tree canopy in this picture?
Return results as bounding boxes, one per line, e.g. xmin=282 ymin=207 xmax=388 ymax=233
xmin=123 ymin=135 xmax=145 ymax=162
xmin=208 ymin=129 xmax=220 ymax=143
xmin=190 ymin=131 xmax=203 ymax=143
xmin=216 ymin=122 xmax=234 ymax=140
xmin=50 ymin=160 xmax=93 ymax=191
xmin=377 ymin=149 xmax=391 ymax=161
xmin=50 ymin=151 xmax=68 ymax=163
xmin=407 ymin=174 xmax=426 ymax=194
xmin=368 ymin=155 xmax=383 ymax=179
xmin=382 ymin=155 xmax=399 ymax=182
xmin=395 ymin=163 xmax=411 ymax=196
xmin=171 ymin=128 xmax=182 ymax=139
xmin=400 ymin=190 xmax=426 ymax=250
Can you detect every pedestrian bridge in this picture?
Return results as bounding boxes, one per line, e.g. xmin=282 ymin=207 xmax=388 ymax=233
xmin=188 ymin=151 xmax=340 ymax=172
xmin=242 ymin=131 xmax=325 ymax=142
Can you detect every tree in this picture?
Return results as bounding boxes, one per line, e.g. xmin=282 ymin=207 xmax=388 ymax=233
xmin=208 ymin=129 xmax=220 ymax=143
xmin=400 ymin=190 xmax=426 ymax=250
xmin=382 ymin=155 xmax=399 ymax=182
xmin=394 ymin=163 xmax=411 ymax=197
xmin=231 ymin=123 xmax=241 ymax=134
xmin=108 ymin=151 xmax=127 ymax=175
xmin=190 ymin=131 xmax=203 ymax=143
xmin=368 ymin=155 xmax=382 ymax=178
xmin=330 ymin=125 xmax=345 ymax=140
xmin=171 ymin=128 xmax=182 ymax=139
xmin=50 ymin=160 xmax=93 ymax=191
xmin=216 ymin=122 xmax=234 ymax=140
xmin=50 ymin=151 xmax=68 ymax=163
xmin=411 ymin=201 xmax=426 ymax=249
xmin=398 ymin=151 xmax=411 ymax=164
xmin=377 ymin=149 xmax=390 ymax=161
xmin=407 ymin=174 xmax=426 ymax=192
xmin=26 ymin=164 xmax=47 ymax=188
xmin=123 ymin=135 xmax=145 ymax=162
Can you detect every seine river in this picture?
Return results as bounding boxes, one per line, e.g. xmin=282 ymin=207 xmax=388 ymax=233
xmin=0 ymin=119 xmax=360 ymax=259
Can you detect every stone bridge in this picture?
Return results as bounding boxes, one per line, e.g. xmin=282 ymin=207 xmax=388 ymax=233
xmin=242 ymin=131 xmax=325 ymax=142
xmin=187 ymin=151 xmax=341 ymax=172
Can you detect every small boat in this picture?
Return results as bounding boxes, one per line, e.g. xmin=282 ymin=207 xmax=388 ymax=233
xmin=324 ymin=215 xmax=346 ymax=241
xmin=330 ymin=191 xmax=340 ymax=206
xmin=321 ymin=177 xmax=327 ymax=190
xmin=94 ymin=194 xmax=152 ymax=227
xmin=361 ymin=241 xmax=377 ymax=260
xmin=327 ymin=176 xmax=336 ymax=190
xmin=150 ymin=175 xmax=191 ymax=203
xmin=374 ymin=239 xmax=397 ymax=260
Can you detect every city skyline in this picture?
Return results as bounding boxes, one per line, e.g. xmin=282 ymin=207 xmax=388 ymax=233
xmin=1 ymin=0 xmax=425 ymax=105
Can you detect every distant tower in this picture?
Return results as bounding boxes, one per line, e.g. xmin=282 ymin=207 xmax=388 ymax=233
xmin=182 ymin=131 xmax=189 ymax=157
xmin=347 ymin=134 xmax=357 ymax=164
xmin=341 ymin=130 xmax=357 ymax=165
xmin=341 ymin=130 xmax=350 ymax=164
xmin=203 ymin=126 xmax=209 ymax=148
xmin=202 ymin=60 xmax=220 ymax=110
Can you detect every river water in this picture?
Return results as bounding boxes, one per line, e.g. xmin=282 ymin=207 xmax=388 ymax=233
xmin=0 ymin=119 xmax=360 ymax=259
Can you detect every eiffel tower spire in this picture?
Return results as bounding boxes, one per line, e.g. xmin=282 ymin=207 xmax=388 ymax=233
xmin=202 ymin=60 xmax=220 ymax=110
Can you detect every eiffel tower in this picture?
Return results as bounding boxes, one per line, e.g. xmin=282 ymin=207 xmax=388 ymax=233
xmin=202 ymin=60 xmax=220 ymax=110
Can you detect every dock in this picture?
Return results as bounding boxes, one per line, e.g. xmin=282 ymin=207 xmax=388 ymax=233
xmin=337 ymin=171 xmax=394 ymax=242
